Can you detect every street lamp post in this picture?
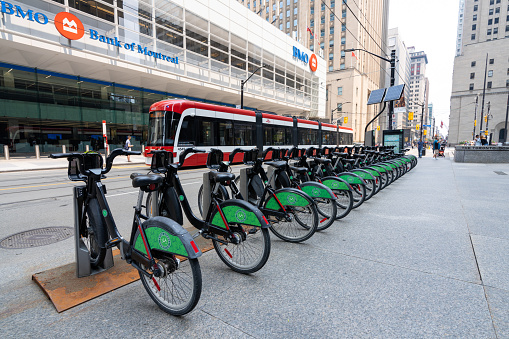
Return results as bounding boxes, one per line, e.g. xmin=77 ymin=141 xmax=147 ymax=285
xmin=344 ymin=48 xmax=396 ymax=130
xmin=241 ymin=65 xmax=264 ymax=109
xmin=331 ymin=101 xmax=350 ymax=124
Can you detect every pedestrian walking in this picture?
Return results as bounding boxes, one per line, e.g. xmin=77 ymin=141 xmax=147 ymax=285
xmin=481 ymin=135 xmax=488 ymax=146
xmin=474 ymin=134 xmax=481 ymax=146
xmin=417 ymin=139 xmax=423 ymax=158
xmin=433 ymin=138 xmax=440 ymax=159
xmin=124 ymin=135 xmax=133 ymax=161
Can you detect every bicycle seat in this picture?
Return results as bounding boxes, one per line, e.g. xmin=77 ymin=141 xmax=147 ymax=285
xmin=342 ymin=159 xmax=356 ymax=163
xmin=332 ymin=152 xmax=347 ymax=158
xmin=352 ymin=154 xmax=366 ymax=158
xmin=131 ymin=174 xmax=163 ymax=191
xmin=265 ymin=161 xmax=287 ymax=170
xmin=130 ymin=172 xmax=143 ymax=179
xmin=209 ymin=171 xmax=235 ymax=184
xmin=289 ymin=166 xmax=308 ymax=174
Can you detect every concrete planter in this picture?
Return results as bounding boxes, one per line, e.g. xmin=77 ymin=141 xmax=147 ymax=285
xmin=454 ymin=146 xmax=509 ymax=163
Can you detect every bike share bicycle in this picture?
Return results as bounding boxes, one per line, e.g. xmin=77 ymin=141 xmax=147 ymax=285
xmin=50 ymin=149 xmax=202 ymax=316
xmin=199 ymin=148 xmax=319 ymax=243
xmin=146 ymin=148 xmax=271 ymax=274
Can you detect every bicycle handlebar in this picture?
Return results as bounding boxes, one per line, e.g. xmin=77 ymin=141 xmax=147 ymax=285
xmin=228 ymin=148 xmax=254 ymax=164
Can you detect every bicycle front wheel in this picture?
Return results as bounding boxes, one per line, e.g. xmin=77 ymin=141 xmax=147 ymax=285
xmin=333 ymin=190 xmax=353 ymax=220
xmin=351 ymin=183 xmax=366 ymax=209
xmin=267 ymin=199 xmax=318 ymax=243
xmin=212 ymin=226 xmax=271 ymax=274
xmin=83 ymin=198 xmax=108 ymax=268
xmin=139 ymin=252 xmax=202 ymax=316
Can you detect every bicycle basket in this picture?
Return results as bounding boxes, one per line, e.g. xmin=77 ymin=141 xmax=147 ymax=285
xmin=150 ymin=151 xmax=172 ymax=174
xmin=68 ymin=153 xmax=103 ymax=181
xmin=206 ymin=148 xmax=223 ymax=170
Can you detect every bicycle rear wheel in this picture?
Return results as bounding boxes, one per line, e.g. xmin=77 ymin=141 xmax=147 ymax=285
xmin=363 ymin=179 xmax=376 ymax=201
xmin=136 ymin=235 xmax=202 ymax=316
xmin=315 ymin=197 xmax=337 ymax=231
xmin=333 ymin=190 xmax=353 ymax=219
xmin=351 ymin=184 xmax=366 ymax=209
xmin=83 ymin=198 xmax=108 ymax=268
xmin=266 ymin=199 xmax=318 ymax=243
xmin=212 ymin=226 xmax=270 ymax=274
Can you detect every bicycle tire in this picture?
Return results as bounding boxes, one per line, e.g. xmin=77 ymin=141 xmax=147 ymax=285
xmin=197 ymin=184 xmax=204 ymax=217
xmin=363 ymin=179 xmax=376 ymax=201
xmin=139 ymin=252 xmax=202 ymax=316
xmin=351 ymin=183 xmax=366 ymax=209
xmin=333 ymin=189 xmax=353 ymax=219
xmin=83 ymin=198 xmax=108 ymax=268
xmin=315 ymin=197 xmax=337 ymax=231
xmin=212 ymin=226 xmax=271 ymax=274
xmin=266 ymin=195 xmax=318 ymax=243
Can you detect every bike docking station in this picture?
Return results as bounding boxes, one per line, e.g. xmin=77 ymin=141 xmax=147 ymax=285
xmin=32 ymin=184 xmax=141 ymax=313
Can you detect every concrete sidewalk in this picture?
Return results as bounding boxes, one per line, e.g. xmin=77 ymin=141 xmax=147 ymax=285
xmin=0 ymin=154 xmax=146 ymax=173
xmin=1 ymin=152 xmax=509 ymax=337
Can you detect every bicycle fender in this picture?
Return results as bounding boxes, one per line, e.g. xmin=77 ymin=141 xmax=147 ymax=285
xmin=300 ymin=181 xmax=336 ymax=200
xmin=265 ymin=188 xmax=314 ymax=210
xmin=350 ymin=169 xmax=375 ymax=181
xmin=163 ymin=188 xmax=184 ymax=225
xmin=360 ymin=167 xmax=381 ymax=177
xmin=211 ymin=199 xmax=270 ymax=229
xmin=370 ymin=165 xmax=387 ymax=173
xmin=321 ymin=176 xmax=352 ymax=191
xmin=336 ymin=172 xmax=365 ymax=185
xmin=135 ymin=216 xmax=202 ymax=259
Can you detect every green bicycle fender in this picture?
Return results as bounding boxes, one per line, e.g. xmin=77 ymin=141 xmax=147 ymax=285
xmin=134 ymin=216 xmax=201 ymax=259
xmin=300 ymin=181 xmax=336 ymax=200
xmin=265 ymin=188 xmax=313 ymax=210
xmin=360 ymin=167 xmax=381 ymax=177
xmin=211 ymin=199 xmax=270 ymax=229
xmin=370 ymin=165 xmax=386 ymax=173
xmin=337 ymin=173 xmax=365 ymax=185
xmin=321 ymin=176 xmax=352 ymax=191
xmin=350 ymin=169 xmax=375 ymax=181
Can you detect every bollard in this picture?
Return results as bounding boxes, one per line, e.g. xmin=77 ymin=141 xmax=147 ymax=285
xmin=85 ymin=145 xmax=90 ymax=152
xmin=4 ymin=145 xmax=9 ymax=160
xmin=62 ymin=145 xmax=66 ymax=153
xmin=35 ymin=145 xmax=40 ymax=159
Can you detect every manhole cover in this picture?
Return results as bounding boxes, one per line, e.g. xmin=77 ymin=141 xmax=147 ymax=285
xmin=0 ymin=227 xmax=73 ymax=249
xmin=494 ymin=171 xmax=507 ymax=175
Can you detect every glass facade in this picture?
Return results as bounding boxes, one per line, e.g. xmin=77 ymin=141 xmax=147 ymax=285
xmin=0 ymin=0 xmax=323 ymax=153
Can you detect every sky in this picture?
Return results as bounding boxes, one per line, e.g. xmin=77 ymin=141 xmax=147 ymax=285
xmin=388 ymin=0 xmax=460 ymax=136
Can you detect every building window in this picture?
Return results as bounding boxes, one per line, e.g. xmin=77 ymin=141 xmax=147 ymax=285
xmin=310 ymin=19 xmax=314 ymax=27
xmin=494 ymin=27 xmax=498 ymax=34
xmin=342 ymin=10 xmax=346 ymax=18
xmin=488 ymin=29 xmax=492 ymax=35
xmin=471 ymin=61 xmax=476 ymax=67
xmin=321 ymin=16 xmax=325 ymax=24
xmin=331 ymin=0 xmax=335 ymax=8
xmin=341 ymin=37 xmax=346 ymax=44
xmin=330 ymin=27 xmax=334 ymax=34
xmin=506 ymin=25 xmax=509 ymax=32
xmin=329 ymin=53 xmax=333 ymax=60
xmin=310 ymin=45 xmax=314 ymax=51
xmin=471 ymin=34 xmax=476 ymax=40
xmin=490 ymin=58 xmax=494 ymax=64
xmin=287 ymin=10 xmax=290 ymax=17
xmin=342 ymin=24 xmax=346 ymax=31
xmin=489 ymin=8 xmax=493 ymax=15
xmin=341 ymin=50 xmax=345 ymax=57
xmin=310 ymin=6 xmax=314 ymax=14
xmin=294 ymin=8 xmax=298 ymax=14
xmin=469 ymin=83 xmax=474 ymax=90
xmin=487 ymin=81 xmax=492 ymax=88
xmin=330 ymin=13 xmax=334 ymax=21
xmin=488 ymin=19 xmax=492 ymax=25
xmin=495 ymin=7 xmax=500 ymax=14
xmin=286 ymin=22 xmax=290 ymax=28
xmin=494 ymin=18 xmax=499 ymax=24
xmin=329 ymin=65 xmax=333 ymax=72
xmin=329 ymin=40 xmax=334 ymax=46
xmin=473 ymin=14 xmax=477 ymax=21
xmin=337 ymin=87 xmax=343 ymax=95
xmin=472 ymin=24 xmax=476 ymax=30
xmin=320 ymin=42 xmax=324 ymax=49
xmin=488 ymin=70 xmax=493 ymax=77
xmin=340 ymin=63 xmax=345 ymax=70
xmin=506 ymin=79 xmax=509 ymax=87
xmin=321 ymin=29 xmax=325 ymax=36
xmin=474 ymin=5 xmax=478 ymax=11
xmin=490 ymin=0 xmax=494 ymax=4
xmin=294 ymin=19 xmax=297 ymax=26
xmin=470 ymin=72 xmax=475 ymax=79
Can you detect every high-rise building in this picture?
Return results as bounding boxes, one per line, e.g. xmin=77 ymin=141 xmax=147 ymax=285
xmin=239 ymin=0 xmax=389 ymax=142
xmin=386 ymin=28 xmax=411 ymax=131
xmin=408 ymin=47 xmax=430 ymax=141
xmin=450 ymin=0 xmax=509 ymax=145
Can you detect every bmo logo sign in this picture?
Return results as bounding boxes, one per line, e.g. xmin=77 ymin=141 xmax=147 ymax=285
xmin=54 ymin=12 xmax=84 ymax=40
xmin=292 ymin=46 xmax=318 ymax=72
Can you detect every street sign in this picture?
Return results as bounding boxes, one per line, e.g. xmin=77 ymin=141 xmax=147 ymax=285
xmin=423 ymin=124 xmax=431 ymax=127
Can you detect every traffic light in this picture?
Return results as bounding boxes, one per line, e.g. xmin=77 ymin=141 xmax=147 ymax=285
xmin=424 ymin=130 xmax=427 ymax=136
xmin=474 ymin=119 xmax=477 ymax=126
xmin=485 ymin=130 xmax=488 ymax=136
xmin=416 ymin=124 xmax=420 ymax=130
xmin=343 ymin=117 xmax=348 ymax=124
xmin=408 ymin=112 xmax=414 ymax=120
xmin=484 ymin=116 xmax=487 ymax=122
xmin=376 ymin=125 xmax=380 ymax=131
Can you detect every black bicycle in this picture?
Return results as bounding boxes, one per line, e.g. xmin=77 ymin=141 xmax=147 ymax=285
xmin=146 ymin=148 xmax=271 ymax=274
xmin=50 ymin=149 xmax=202 ymax=316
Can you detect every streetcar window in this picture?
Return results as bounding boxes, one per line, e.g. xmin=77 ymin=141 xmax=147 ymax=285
xmin=198 ymin=119 xmax=214 ymax=146
xmin=234 ymin=122 xmax=255 ymax=146
xmin=177 ymin=116 xmax=195 ymax=146
xmin=148 ymin=110 xmax=181 ymax=146
xmin=298 ymin=128 xmax=317 ymax=145
xmin=264 ymin=125 xmax=291 ymax=145
xmin=322 ymin=130 xmax=336 ymax=144
xmin=219 ymin=121 xmax=234 ymax=146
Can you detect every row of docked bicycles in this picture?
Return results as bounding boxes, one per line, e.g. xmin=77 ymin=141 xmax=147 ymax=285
xmin=50 ymin=145 xmax=417 ymax=316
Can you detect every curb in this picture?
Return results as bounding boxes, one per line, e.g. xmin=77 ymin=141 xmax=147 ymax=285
xmin=0 ymin=161 xmax=146 ymax=174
